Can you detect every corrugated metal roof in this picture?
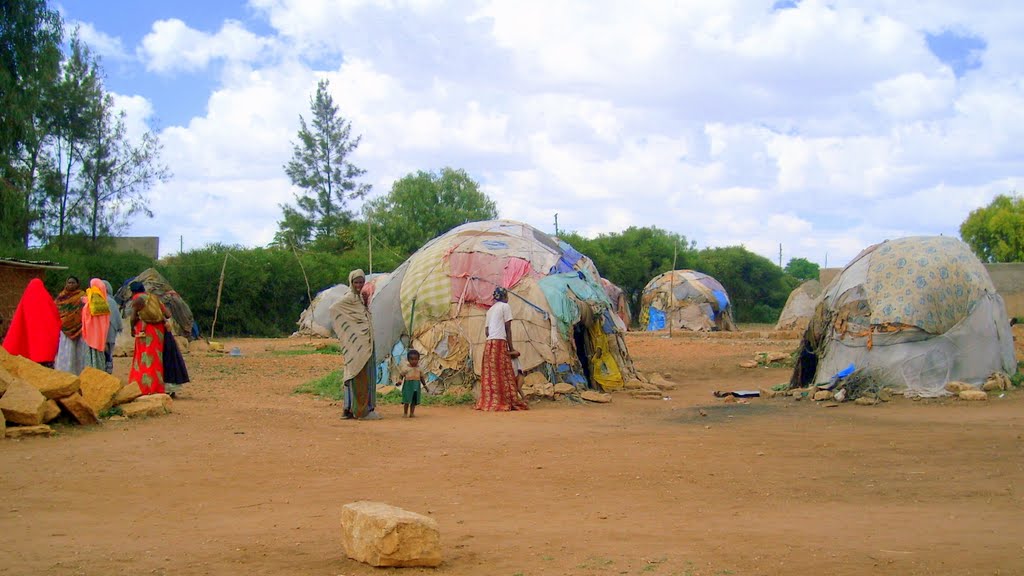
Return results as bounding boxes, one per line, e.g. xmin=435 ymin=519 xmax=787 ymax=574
xmin=0 ymin=257 xmax=68 ymax=270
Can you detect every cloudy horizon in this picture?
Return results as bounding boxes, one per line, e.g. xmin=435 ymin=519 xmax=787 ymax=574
xmin=61 ymin=0 xmax=1024 ymax=268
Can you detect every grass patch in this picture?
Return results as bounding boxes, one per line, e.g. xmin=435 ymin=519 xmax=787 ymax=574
xmin=294 ymin=370 xmax=345 ymax=401
xmin=272 ymin=343 xmax=341 ymax=356
xmin=294 ymin=370 xmax=475 ymax=405
xmin=98 ymin=405 xmax=123 ymax=418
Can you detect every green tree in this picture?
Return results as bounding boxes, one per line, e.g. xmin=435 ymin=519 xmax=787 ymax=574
xmin=960 ymin=194 xmax=1024 ymax=263
xmin=695 ymin=246 xmax=798 ymax=323
xmin=277 ymin=79 xmax=370 ymax=248
xmin=44 ymin=32 xmax=103 ymax=247
xmin=0 ymin=0 xmax=63 ymax=248
xmin=364 ymin=168 xmax=498 ymax=255
xmin=78 ymin=92 xmax=170 ymax=241
xmin=784 ymin=257 xmax=819 ymax=281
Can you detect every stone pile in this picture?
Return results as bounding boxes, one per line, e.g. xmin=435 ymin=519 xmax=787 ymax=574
xmin=0 ymin=347 xmax=173 ymax=439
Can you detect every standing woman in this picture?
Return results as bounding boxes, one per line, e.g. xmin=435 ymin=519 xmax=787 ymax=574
xmin=2 ymin=278 xmax=61 ymax=366
xmin=475 ymin=287 xmax=528 ymax=411
xmin=102 ymin=280 xmax=122 ymax=374
xmin=80 ymin=278 xmax=111 ymax=371
xmin=330 ymin=269 xmax=379 ymax=420
xmin=127 ymin=281 xmax=169 ymax=395
xmin=54 ymin=276 xmax=88 ymax=375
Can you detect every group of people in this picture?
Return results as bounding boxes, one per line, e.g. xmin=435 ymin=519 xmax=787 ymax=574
xmin=331 ymin=269 xmax=528 ymax=421
xmin=2 ymin=276 xmax=189 ymax=398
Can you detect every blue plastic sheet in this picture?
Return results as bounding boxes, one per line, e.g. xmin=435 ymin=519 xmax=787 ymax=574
xmin=563 ymin=373 xmax=587 ymax=387
xmin=646 ymin=307 xmax=666 ymax=331
xmin=711 ymin=289 xmax=730 ymax=311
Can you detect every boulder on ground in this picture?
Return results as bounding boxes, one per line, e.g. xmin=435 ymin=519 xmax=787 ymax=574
xmin=580 ymin=390 xmax=611 ymax=403
xmin=112 ymin=383 xmax=142 ymax=406
xmin=553 ymin=383 xmax=575 ymax=395
xmin=0 ymin=379 xmax=47 ymax=425
xmin=629 ymin=390 xmax=664 ymax=399
xmin=813 ymin=390 xmax=833 ymax=401
xmin=120 ymin=393 xmax=173 ymax=418
xmin=57 ymin=392 xmax=99 ymax=425
xmin=0 ymin=350 xmax=80 ymax=399
xmin=944 ymin=381 xmax=975 ymax=394
xmin=982 ymin=372 xmax=1011 ymax=392
xmin=854 ymin=396 xmax=879 ymax=406
xmin=623 ymin=379 xmax=645 ymax=390
xmin=42 ymin=399 xmax=61 ymax=423
xmin=5 ymin=424 xmax=54 ymax=438
xmin=521 ymin=374 xmax=553 ymax=398
xmin=738 ymin=360 xmax=759 ymax=369
xmin=958 ymin=389 xmax=988 ymax=401
xmin=79 ymin=368 xmax=123 ymax=413
xmin=339 ymin=501 xmax=442 ymax=568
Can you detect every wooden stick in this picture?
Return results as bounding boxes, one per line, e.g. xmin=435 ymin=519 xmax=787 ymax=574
xmin=209 ymin=252 xmax=228 ymax=340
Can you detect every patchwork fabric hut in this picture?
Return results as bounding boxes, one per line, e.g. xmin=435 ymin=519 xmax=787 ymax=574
xmin=601 ymin=277 xmax=632 ymax=329
xmin=790 ymin=236 xmax=1016 ymax=397
xmin=775 ymin=280 xmax=824 ymax=332
xmin=369 ymin=220 xmax=636 ymax=392
xmin=639 ymin=270 xmax=736 ymax=332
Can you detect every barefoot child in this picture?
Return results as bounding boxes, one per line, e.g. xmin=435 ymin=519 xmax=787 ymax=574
xmin=400 ymin=349 xmax=428 ymax=418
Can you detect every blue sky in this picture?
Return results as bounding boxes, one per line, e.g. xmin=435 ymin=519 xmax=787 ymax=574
xmin=57 ymin=0 xmax=1024 ymax=267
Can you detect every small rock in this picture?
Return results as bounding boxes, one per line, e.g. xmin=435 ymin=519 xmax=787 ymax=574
xmin=944 ymin=381 xmax=974 ymax=394
xmin=107 ymin=415 xmax=127 ymax=422
xmin=766 ymin=351 xmax=789 ymax=363
xmin=208 ymin=341 xmax=225 ymax=352
xmin=661 ymin=373 xmax=673 ymax=380
xmin=339 ymin=501 xmax=442 ymax=567
xmin=958 ymin=389 xmax=988 ymax=401
xmin=739 ymin=360 xmax=759 ymax=369
xmin=553 ymin=383 xmax=575 ymax=395
xmin=723 ymin=396 xmax=737 ymax=403
xmin=813 ymin=390 xmax=832 ymax=401
xmin=580 ymin=391 xmax=611 ymax=403
xmin=623 ymin=379 xmax=645 ymax=390
xmin=120 ymin=394 xmax=173 ymax=418
xmin=855 ymin=396 xmax=879 ymax=406
xmin=57 ymin=392 xmax=99 ymax=425
xmin=982 ymin=373 xmax=1011 ymax=392
xmin=5 ymin=424 xmax=54 ymax=438
xmin=877 ymin=389 xmax=893 ymax=402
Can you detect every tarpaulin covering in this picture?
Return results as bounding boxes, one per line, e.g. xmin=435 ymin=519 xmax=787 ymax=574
xmin=791 ymin=236 xmax=1016 ymax=397
xmin=640 ymin=269 xmax=736 ymax=332
xmin=369 ymin=220 xmax=636 ymax=392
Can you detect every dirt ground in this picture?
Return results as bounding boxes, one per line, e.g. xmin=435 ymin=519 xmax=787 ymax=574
xmin=2 ymin=328 xmax=1023 ymax=576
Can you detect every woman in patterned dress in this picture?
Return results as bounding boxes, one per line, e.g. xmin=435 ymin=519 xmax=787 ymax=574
xmin=127 ymin=281 xmax=169 ymax=395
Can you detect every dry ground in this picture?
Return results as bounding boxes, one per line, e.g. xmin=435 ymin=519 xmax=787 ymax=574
xmin=2 ymin=327 xmax=1023 ymax=576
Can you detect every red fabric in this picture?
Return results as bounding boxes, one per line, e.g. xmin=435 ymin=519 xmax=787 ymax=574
xmin=475 ymin=339 xmax=528 ymax=411
xmin=128 ymin=294 xmax=166 ymax=395
xmin=502 ymin=257 xmax=534 ymax=289
xmin=450 ymin=252 xmax=505 ymax=305
xmin=2 ymin=279 xmax=61 ymax=363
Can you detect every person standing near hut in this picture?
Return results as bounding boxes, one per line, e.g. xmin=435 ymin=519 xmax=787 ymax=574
xmin=128 ymin=281 xmax=169 ymax=395
xmin=80 ymin=278 xmax=111 ymax=371
xmin=476 ymin=287 xmax=528 ymax=411
xmin=2 ymin=278 xmax=61 ymax=366
xmin=331 ymin=269 xmax=379 ymax=420
xmin=54 ymin=276 xmax=88 ymax=375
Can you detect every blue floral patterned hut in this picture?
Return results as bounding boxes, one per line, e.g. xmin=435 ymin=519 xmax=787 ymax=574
xmin=791 ymin=236 xmax=1016 ymax=397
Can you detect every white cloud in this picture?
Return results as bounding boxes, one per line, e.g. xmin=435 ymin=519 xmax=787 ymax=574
xmin=109 ymin=93 xmax=155 ymax=142
xmin=139 ymin=18 xmax=276 ymax=73
xmin=111 ymin=0 xmax=1024 ymax=268
xmin=72 ymin=21 xmax=129 ymax=61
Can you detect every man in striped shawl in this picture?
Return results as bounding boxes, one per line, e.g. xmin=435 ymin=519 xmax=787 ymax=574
xmin=331 ymin=269 xmax=379 ymax=420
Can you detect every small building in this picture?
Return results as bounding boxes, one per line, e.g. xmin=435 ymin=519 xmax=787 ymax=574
xmin=0 ymin=258 xmax=67 ymax=339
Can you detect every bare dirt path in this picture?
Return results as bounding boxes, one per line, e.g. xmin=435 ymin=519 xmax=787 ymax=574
xmin=2 ymin=331 xmax=1023 ymax=576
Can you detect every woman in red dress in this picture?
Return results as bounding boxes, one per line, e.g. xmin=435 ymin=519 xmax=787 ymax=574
xmin=127 ymin=282 xmax=169 ymax=395
xmin=475 ymin=287 xmax=528 ymax=411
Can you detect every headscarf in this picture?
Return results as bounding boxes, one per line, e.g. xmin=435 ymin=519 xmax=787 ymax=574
xmin=55 ymin=278 xmax=86 ymax=340
xmin=331 ymin=270 xmax=373 ymax=381
xmin=81 ymin=278 xmax=110 ymax=351
xmin=2 ymin=278 xmax=61 ymax=363
xmin=348 ymin=269 xmax=365 ymax=283
xmin=103 ymin=280 xmax=122 ymax=345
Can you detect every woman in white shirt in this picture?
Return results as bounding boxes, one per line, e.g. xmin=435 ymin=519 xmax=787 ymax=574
xmin=475 ymin=287 xmax=529 ymax=411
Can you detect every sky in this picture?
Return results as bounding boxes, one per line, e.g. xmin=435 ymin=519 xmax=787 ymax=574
xmin=59 ymin=0 xmax=1024 ymax=267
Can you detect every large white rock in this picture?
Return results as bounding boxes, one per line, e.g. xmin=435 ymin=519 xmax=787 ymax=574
xmin=339 ymin=501 xmax=442 ymax=568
